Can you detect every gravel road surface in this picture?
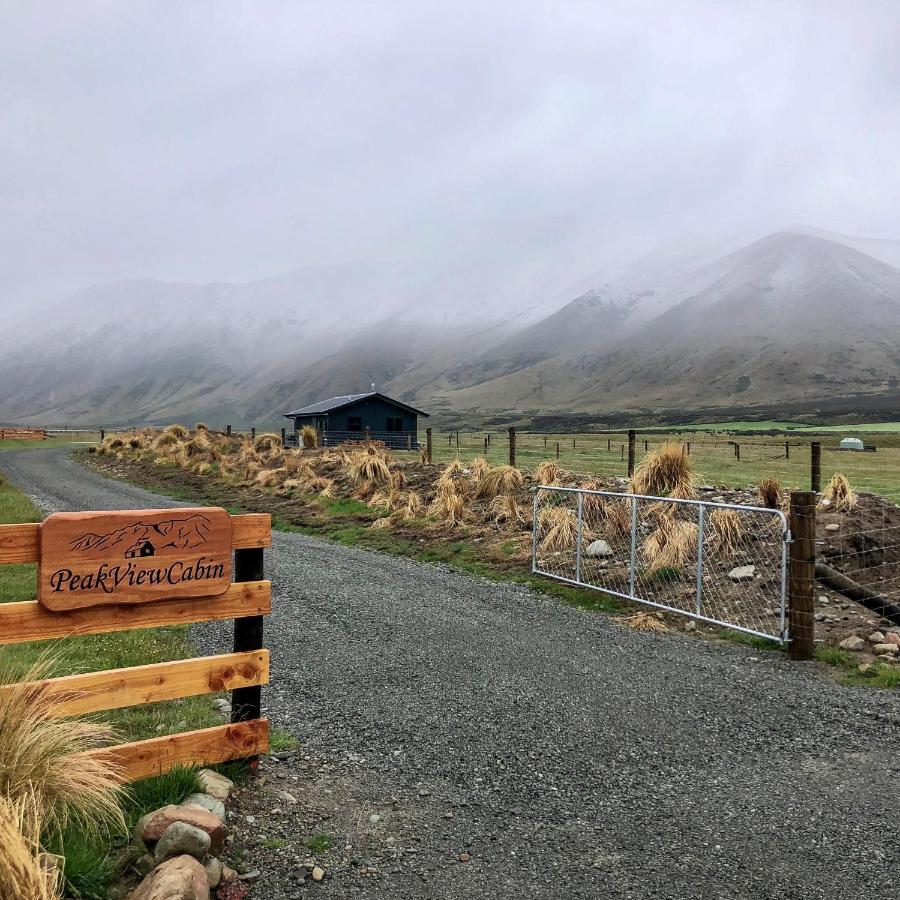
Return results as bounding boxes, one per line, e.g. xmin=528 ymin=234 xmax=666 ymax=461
xmin=3 ymin=448 xmax=899 ymax=900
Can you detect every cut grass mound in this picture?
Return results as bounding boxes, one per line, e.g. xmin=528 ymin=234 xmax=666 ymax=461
xmin=757 ymin=477 xmax=782 ymax=510
xmin=642 ymin=515 xmax=698 ymax=575
xmin=823 ymin=472 xmax=856 ymax=511
xmin=474 ymin=464 xmax=524 ymax=499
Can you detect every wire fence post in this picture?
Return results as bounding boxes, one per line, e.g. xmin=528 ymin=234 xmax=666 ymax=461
xmin=788 ymin=491 xmax=816 ymax=661
xmin=508 ymin=426 xmax=516 ymax=468
xmin=232 ymin=545 xmax=265 ymax=766
xmin=811 ymin=441 xmax=821 ymax=492
xmin=425 ymin=427 xmax=433 ymax=463
xmin=226 ymin=424 xmax=232 ymax=437
xmin=627 ymin=430 xmax=636 ymax=477
xmin=280 ymin=427 xmax=286 ymax=445
xmin=556 ymin=441 xmax=560 ymax=459
xmin=785 ymin=440 xmax=790 ymax=460
xmin=251 ymin=427 xmax=256 ymax=441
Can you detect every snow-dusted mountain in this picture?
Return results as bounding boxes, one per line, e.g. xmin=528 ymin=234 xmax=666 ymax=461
xmin=2 ymin=229 xmax=899 ymax=426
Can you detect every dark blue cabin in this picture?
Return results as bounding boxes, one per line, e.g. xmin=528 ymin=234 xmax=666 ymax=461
xmin=284 ymin=391 xmax=428 ymax=450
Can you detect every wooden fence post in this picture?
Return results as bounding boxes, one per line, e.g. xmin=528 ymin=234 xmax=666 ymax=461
xmin=100 ymin=428 xmax=105 ymax=442
xmin=788 ymin=491 xmax=816 ymax=661
xmin=734 ymin=442 xmax=740 ymax=461
xmin=407 ymin=434 xmax=413 ymax=451
xmin=686 ymin=441 xmax=691 ymax=455
xmin=425 ymin=427 xmax=433 ymax=464
xmin=627 ymin=430 xmax=636 ymax=477
xmin=508 ymin=427 xmax=516 ymax=468
xmin=572 ymin=437 xmax=576 ymax=450
xmin=785 ymin=441 xmax=790 ymax=460
xmin=544 ymin=435 xmax=547 ymax=448
xmin=607 ymin=438 xmax=611 ymax=452
xmin=251 ymin=427 xmax=256 ymax=441
xmin=280 ymin=427 xmax=286 ymax=445
xmin=231 ymin=545 xmax=265 ymax=765
xmin=556 ymin=442 xmax=560 ymax=459
xmin=811 ymin=442 xmax=821 ymax=492
xmin=226 ymin=424 xmax=232 ymax=437
xmin=644 ymin=439 xmax=648 ymax=451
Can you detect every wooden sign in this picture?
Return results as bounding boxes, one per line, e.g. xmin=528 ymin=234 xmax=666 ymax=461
xmin=39 ymin=508 xmax=233 ymax=611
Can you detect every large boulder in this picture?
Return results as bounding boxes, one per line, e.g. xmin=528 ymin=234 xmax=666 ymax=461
xmin=154 ymin=821 xmax=212 ymax=864
xmin=139 ymin=805 xmax=226 ymax=854
xmin=129 ymin=855 xmax=209 ymax=900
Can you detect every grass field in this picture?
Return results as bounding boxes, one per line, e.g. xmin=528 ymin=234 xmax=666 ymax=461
xmin=426 ymin=428 xmax=900 ymax=501
xmin=0 ymin=430 xmax=99 ymax=452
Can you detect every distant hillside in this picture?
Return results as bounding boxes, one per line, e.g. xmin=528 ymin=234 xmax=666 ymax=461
xmin=2 ymin=229 xmax=899 ymax=426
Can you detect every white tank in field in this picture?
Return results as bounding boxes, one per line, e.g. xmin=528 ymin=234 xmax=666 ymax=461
xmin=839 ymin=437 xmax=865 ymax=451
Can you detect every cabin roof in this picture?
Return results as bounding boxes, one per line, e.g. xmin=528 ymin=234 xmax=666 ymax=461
xmin=284 ymin=391 xmax=429 ymax=419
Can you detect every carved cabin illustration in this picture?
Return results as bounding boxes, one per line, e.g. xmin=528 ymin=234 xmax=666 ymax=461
xmin=125 ymin=539 xmax=156 ymax=558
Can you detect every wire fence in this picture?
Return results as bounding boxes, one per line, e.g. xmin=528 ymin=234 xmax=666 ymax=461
xmin=532 ymin=485 xmax=789 ymax=641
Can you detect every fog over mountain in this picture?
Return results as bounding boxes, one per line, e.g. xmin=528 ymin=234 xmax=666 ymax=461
xmin=2 ymin=3 xmax=900 ymax=426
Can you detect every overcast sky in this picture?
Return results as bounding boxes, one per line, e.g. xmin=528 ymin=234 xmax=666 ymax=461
xmin=2 ymin=0 xmax=899 ymax=311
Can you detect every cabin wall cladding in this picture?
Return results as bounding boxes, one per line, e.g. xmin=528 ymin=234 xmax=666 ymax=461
xmin=0 ymin=507 xmax=272 ymax=781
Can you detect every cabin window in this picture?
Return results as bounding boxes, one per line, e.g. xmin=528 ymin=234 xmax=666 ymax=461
xmin=348 ymin=416 xmax=363 ymax=432
xmin=386 ymin=417 xmax=403 ymax=432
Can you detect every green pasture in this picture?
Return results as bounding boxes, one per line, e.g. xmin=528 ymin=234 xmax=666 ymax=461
xmin=0 ymin=430 xmax=100 ymax=452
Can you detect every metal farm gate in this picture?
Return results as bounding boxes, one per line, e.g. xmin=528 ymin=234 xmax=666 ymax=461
xmin=532 ymin=486 xmax=789 ymax=641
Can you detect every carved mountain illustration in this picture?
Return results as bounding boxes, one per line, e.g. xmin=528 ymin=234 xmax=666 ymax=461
xmin=69 ymin=513 xmax=213 ymax=555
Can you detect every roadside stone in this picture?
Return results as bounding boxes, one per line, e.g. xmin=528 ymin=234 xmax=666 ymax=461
xmin=311 ymin=866 xmax=326 ymax=882
xmin=154 ymin=821 xmax=212 ymax=864
xmin=873 ymin=643 xmax=899 ymax=656
xmin=140 ymin=805 xmax=226 ymax=854
xmin=197 ymin=769 xmax=234 ymax=801
xmin=825 ymin=523 xmax=840 ymax=532
xmin=684 ymin=620 xmax=697 ymax=632
xmin=238 ymin=869 xmax=261 ymax=882
xmin=184 ymin=793 xmax=226 ymax=821
xmin=728 ymin=565 xmax=756 ymax=582
xmin=277 ymin=790 xmax=298 ymax=804
xmin=858 ymin=663 xmax=873 ymax=674
xmin=221 ymin=865 xmax=238 ymax=882
xmin=130 ymin=854 xmax=209 ymax=900
xmin=204 ymin=857 xmax=223 ymax=889
xmin=884 ymin=632 xmax=900 ymax=647
xmin=868 ymin=631 xmax=886 ymax=644
xmin=458 ymin=852 xmax=471 ymax=863
xmin=838 ymin=635 xmax=866 ymax=651
xmin=585 ymin=539 xmax=614 ymax=558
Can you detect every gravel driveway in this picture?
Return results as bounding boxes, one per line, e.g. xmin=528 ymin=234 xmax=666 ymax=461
xmin=3 ymin=448 xmax=900 ymax=900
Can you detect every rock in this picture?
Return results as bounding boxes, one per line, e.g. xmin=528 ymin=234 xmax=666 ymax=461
xmin=135 ymin=853 xmax=156 ymax=876
xmin=278 ymin=790 xmax=298 ymax=804
xmin=858 ymin=663 xmax=873 ymax=674
xmin=311 ymin=866 xmax=325 ymax=882
xmin=140 ymin=806 xmax=226 ymax=855
xmin=825 ymin=523 xmax=840 ymax=532
xmin=238 ymin=869 xmax=261 ymax=882
xmin=728 ymin=565 xmax=756 ymax=583
xmin=197 ymin=769 xmax=234 ymax=802
xmin=204 ymin=857 xmax=223 ymax=889
xmin=184 ymin=793 xmax=226 ymax=821
xmin=458 ymin=852 xmax=471 ymax=863
xmin=585 ymin=539 xmax=614 ymax=558
xmin=221 ymin=865 xmax=239 ymax=882
xmin=684 ymin=620 xmax=697 ymax=632
xmin=873 ymin=643 xmax=899 ymax=656
xmin=820 ymin=498 xmax=832 ymax=508
xmin=838 ymin=635 xmax=866 ymax=651
xmin=884 ymin=632 xmax=900 ymax=647
xmin=154 ymin=821 xmax=212 ymax=864
xmin=867 ymin=631 xmax=886 ymax=644
xmin=129 ymin=855 xmax=210 ymax=900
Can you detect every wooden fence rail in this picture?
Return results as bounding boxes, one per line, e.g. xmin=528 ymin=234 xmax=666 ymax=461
xmin=0 ymin=510 xmax=272 ymax=781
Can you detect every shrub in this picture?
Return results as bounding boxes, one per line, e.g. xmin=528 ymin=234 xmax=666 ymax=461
xmin=152 ymin=431 xmax=180 ymax=451
xmin=631 ymin=442 xmax=695 ymax=499
xmin=194 ymin=422 xmax=209 ymax=432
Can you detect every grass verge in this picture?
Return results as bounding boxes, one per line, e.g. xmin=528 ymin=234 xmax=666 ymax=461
xmin=814 ymin=646 xmax=900 ymax=688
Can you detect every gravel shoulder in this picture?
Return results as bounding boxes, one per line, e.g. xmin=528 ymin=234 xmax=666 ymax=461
xmin=3 ymin=448 xmax=900 ymax=900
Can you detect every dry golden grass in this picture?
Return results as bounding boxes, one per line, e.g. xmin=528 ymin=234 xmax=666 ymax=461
xmin=0 ymin=793 xmax=60 ymax=900
xmin=283 ymin=451 xmax=305 ymax=475
xmin=473 ymin=465 xmax=524 ymax=500
xmin=195 ymin=461 xmax=212 ymax=476
xmin=347 ymin=451 xmax=391 ymax=485
xmin=708 ymin=508 xmax=743 ymax=556
xmin=615 ymin=611 xmax=670 ymax=634
xmin=823 ymin=472 xmax=857 ymax=511
xmin=428 ymin=480 xmax=467 ymax=526
xmin=0 ymin=659 xmax=125 ymax=840
xmin=163 ymin=424 xmax=188 ymax=439
xmin=369 ymin=486 xmax=404 ymax=513
xmin=419 ymin=444 xmax=430 ymax=466
xmin=603 ymin=499 xmax=632 ymax=538
xmin=642 ymin=515 xmax=698 ymax=574
xmin=253 ymin=432 xmax=281 ymax=453
xmin=152 ymin=431 xmax=180 ymax=451
xmin=194 ymin=422 xmax=209 ymax=431
xmin=440 ymin=459 xmax=465 ymax=480
xmin=403 ymin=490 xmax=424 ymax=518
xmin=757 ymin=478 xmax=782 ymax=509
xmin=533 ymin=460 xmax=562 ymax=486
xmin=490 ymin=493 xmax=526 ymax=526
xmin=183 ymin=436 xmax=211 ymax=458
xmin=631 ymin=442 xmax=696 ymax=499
xmin=255 ymin=467 xmax=284 ymax=488
xmin=537 ymin=506 xmax=578 ymax=552
xmin=300 ymin=425 xmax=318 ymax=449
xmin=469 ymin=457 xmax=491 ymax=480
xmin=371 ymin=516 xmax=394 ymax=530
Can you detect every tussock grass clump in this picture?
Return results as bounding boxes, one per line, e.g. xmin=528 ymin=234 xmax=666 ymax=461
xmin=0 ymin=659 xmax=124 ymax=840
xmin=127 ymin=437 xmax=143 ymax=450
xmin=183 ymin=436 xmax=211 ymax=458
xmin=823 ymin=472 xmax=857 ymax=511
xmin=255 ymin=467 xmax=284 ymax=488
xmin=283 ymin=451 xmax=306 ymax=475
xmin=538 ymin=506 xmax=578 ymax=552
xmin=152 ymin=431 xmax=180 ymax=452
xmin=194 ymin=422 xmax=209 ymax=431
xmin=347 ymin=451 xmax=391 ymax=485
xmin=533 ymin=460 xmax=562 ymax=486
xmin=0 ymin=794 xmax=60 ymax=900
xmin=631 ymin=442 xmax=695 ymax=499
xmin=440 ymin=459 xmax=465 ymax=480
xmin=708 ymin=508 xmax=743 ymax=555
xmin=474 ymin=465 xmax=524 ymax=500
xmin=163 ymin=424 xmax=188 ymax=439
xmin=371 ymin=516 xmax=394 ymax=530
xmin=469 ymin=457 xmax=491 ymax=480
xmin=369 ymin=486 xmax=404 ymax=513
xmin=757 ymin=478 xmax=782 ymax=510
xmin=428 ymin=480 xmax=467 ymax=526
xmin=300 ymin=425 xmax=318 ymax=449
xmin=403 ymin=490 xmax=424 ymax=519
xmin=642 ymin=515 xmax=698 ymax=574
xmin=490 ymin=494 xmax=526 ymax=526
xmin=253 ymin=432 xmax=281 ymax=453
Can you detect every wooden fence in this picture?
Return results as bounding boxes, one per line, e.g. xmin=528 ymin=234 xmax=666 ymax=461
xmin=0 ymin=510 xmax=272 ymax=781
xmin=0 ymin=427 xmax=46 ymax=440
